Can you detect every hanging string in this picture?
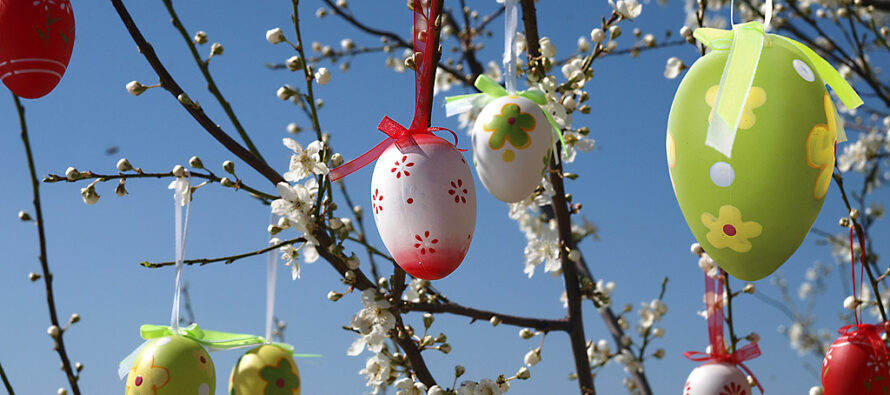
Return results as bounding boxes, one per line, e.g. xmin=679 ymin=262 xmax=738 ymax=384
xmin=170 ymin=173 xmax=192 ymax=333
xmin=503 ymin=0 xmax=519 ymax=94
xmin=266 ymin=215 xmax=279 ymax=342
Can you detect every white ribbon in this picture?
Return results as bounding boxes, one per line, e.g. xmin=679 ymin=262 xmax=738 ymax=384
xmin=503 ymin=0 xmax=519 ymax=94
xmin=266 ymin=215 xmax=279 ymax=342
xmin=170 ymin=174 xmax=192 ymax=332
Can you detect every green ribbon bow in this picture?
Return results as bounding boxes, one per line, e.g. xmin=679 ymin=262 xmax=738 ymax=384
xmin=119 ymin=323 xmax=320 ymax=379
xmin=445 ymin=75 xmax=567 ymax=158
xmin=694 ymin=21 xmax=863 ymax=158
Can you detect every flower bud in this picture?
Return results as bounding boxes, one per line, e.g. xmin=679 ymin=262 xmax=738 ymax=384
xmin=277 ymin=86 xmax=295 ymax=100
xmin=423 ymin=313 xmax=435 ymax=329
xmin=850 ymin=208 xmax=860 ymax=219
xmin=172 ymin=165 xmax=186 ymax=177
xmin=57 ymin=389 xmax=67 ymax=395
xmin=286 ymin=123 xmax=301 ymax=134
xmin=18 ymin=211 xmax=31 ymax=221
xmin=115 ymin=180 xmax=128 ymax=197
xmin=314 ymin=67 xmax=332 ymax=85
xmin=331 ymin=153 xmax=344 ymax=167
xmin=609 ymin=25 xmax=621 ymax=40
xmin=65 ymin=167 xmax=81 ymax=181
xmin=188 ymin=156 xmax=204 ymax=169
xmin=220 ymin=177 xmax=235 ymax=187
xmin=519 ymin=328 xmax=535 ymax=339
xmin=746 ymin=332 xmax=760 ymax=343
xmin=438 ymin=343 xmax=452 ymax=353
xmin=591 ymin=28 xmax=605 ymax=43
xmin=268 ymin=224 xmax=282 ymax=235
xmin=327 ymin=291 xmax=343 ymax=301
xmin=210 ymin=42 xmax=224 ymax=56
xmin=652 ymin=327 xmax=665 ymax=337
xmin=28 ymin=272 xmax=41 ymax=281
xmin=193 ymin=30 xmax=207 ymax=44
xmin=653 ymin=348 xmax=665 ymax=359
xmin=844 ymin=295 xmax=861 ymax=310
xmin=116 ymin=158 xmax=133 ymax=172
xmin=523 ymin=349 xmax=540 ymax=366
xmin=341 ymin=38 xmax=355 ymax=51
xmin=516 ymin=366 xmax=531 ymax=379
xmin=80 ymin=185 xmax=99 ymax=205
xmin=69 ymin=313 xmax=80 ymax=324
xmin=126 ymin=81 xmax=147 ymax=96
xmin=177 ymin=93 xmax=193 ymax=106
xmin=490 ymin=316 xmax=502 ymax=326
xmin=839 ymin=217 xmax=851 ymax=227
xmin=344 ymin=270 xmax=356 ymax=282
xmin=742 ymin=283 xmax=755 ymax=294
xmin=47 ymin=325 xmax=61 ymax=338
xmin=680 ymin=26 xmax=693 ymax=39
xmin=455 ymin=365 xmax=466 ymax=378
xmin=539 ymin=37 xmax=557 ymax=57
xmin=75 ymin=362 xmax=83 ymax=372
xmin=286 ymin=55 xmax=303 ymax=71
xmin=222 ymin=160 xmax=235 ymax=174
xmin=346 ymin=255 xmax=360 ymax=270
xmin=266 ymin=28 xmax=285 ymax=44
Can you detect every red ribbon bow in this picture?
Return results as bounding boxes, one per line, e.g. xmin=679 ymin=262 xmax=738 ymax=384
xmin=329 ymin=0 xmax=459 ymax=182
xmin=838 ymin=322 xmax=890 ymax=363
xmin=684 ymin=270 xmax=764 ymax=393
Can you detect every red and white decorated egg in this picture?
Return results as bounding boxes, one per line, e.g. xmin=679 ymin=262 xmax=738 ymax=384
xmin=822 ymin=330 xmax=890 ymax=395
xmin=371 ymin=134 xmax=476 ymax=280
xmin=683 ymin=362 xmax=751 ymax=395
xmin=0 ymin=0 xmax=76 ymax=98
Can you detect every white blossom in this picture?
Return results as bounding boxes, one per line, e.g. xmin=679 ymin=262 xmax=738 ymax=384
xmin=315 ymin=67 xmax=332 ymax=85
xmin=610 ymin=0 xmax=643 ymax=19
xmin=524 ymin=348 xmax=541 ymax=366
xmin=283 ymin=138 xmax=329 ymax=181
xmin=395 ymin=377 xmax=427 ymax=395
xmin=664 ymin=57 xmax=686 ymax=79
xmin=270 ymin=182 xmax=314 ymax=236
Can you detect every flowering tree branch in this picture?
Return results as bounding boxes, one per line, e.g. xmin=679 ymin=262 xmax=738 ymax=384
xmin=161 ymin=0 xmax=266 ymax=163
xmin=13 ymin=94 xmax=82 ymax=395
xmin=0 ymin=361 xmax=14 ymax=395
xmin=140 ymin=236 xmax=306 ymax=268
xmin=408 ymin=302 xmax=570 ymax=331
xmin=109 ymin=0 xmax=285 ymax=186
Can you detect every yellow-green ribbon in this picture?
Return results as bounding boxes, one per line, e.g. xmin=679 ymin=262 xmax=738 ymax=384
xmin=445 ymin=75 xmax=567 ymax=158
xmin=119 ymin=323 xmax=320 ymax=379
xmin=694 ymin=21 xmax=863 ymax=158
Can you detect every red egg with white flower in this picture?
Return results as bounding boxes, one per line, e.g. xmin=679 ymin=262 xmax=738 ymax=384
xmin=371 ymin=134 xmax=476 ymax=280
xmin=0 ymin=0 xmax=76 ymax=98
xmin=821 ymin=330 xmax=890 ymax=395
xmin=683 ymin=362 xmax=751 ymax=395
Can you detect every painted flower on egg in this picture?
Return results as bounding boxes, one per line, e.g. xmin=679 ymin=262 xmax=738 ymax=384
xmin=258 ymin=359 xmax=301 ymax=394
xmin=700 ymin=205 xmax=763 ymax=253
xmin=483 ymin=103 xmax=536 ymax=162
xmin=806 ymin=93 xmax=839 ymax=200
xmin=125 ymin=336 xmax=214 ymax=395
xmin=126 ymin=355 xmax=170 ymax=394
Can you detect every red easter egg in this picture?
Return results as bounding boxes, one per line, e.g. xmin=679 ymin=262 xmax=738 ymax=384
xmin=370 ymin=134 xmax=476 ymax=280
xmin=822 ymin=330 xmax=890 ymax=394
xmin=0 ymin=0 xmax=76 ymax=98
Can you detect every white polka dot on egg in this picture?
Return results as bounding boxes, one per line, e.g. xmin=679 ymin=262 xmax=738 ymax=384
xmin=710 ymin=162 xmax=735 ymax=187
xmin=793 ymin=59 xmax=815 ymax=82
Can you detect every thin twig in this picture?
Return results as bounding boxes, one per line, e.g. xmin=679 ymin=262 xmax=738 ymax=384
xmin=44 ymin=170 xmax=277 ymax=201
xmin=13 ymin=94 xmax=81 ymax=394
xmin=161 ymin=0 xmax=266 ymax=163
xmin=141 ymin=237 xmax=306 ymax=268
xmin=109 ymin=0 xmax=285 ymax=186
xmin=408 ymin=301 xmax=569 ymax=331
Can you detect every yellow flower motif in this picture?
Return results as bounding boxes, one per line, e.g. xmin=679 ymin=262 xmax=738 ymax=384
xmin=705 ymin=85 xmax=767 ymax=130
xmin=193 ymin=349 xmax=214 ymax=377
xmin=806 ymin=93 xmax=838 ymax=200
xmin=700 ymin=205 xmax=763 ymax=253
xmin=126 ymin=354 xmax=170 ymax=395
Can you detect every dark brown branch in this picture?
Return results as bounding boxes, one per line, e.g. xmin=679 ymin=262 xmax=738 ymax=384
xmin=44 ymin=170 xmax=277 ymax=201
xmin=408 ymin=302 xmax=569 ymax=331
xmin=519 ymin=1 xmax=594 ymax=394
xmin=13 ymin=94 xmax=81 ymax=394
xmin=0 ymin=361 xmax=14 ymax=395
xmin=109 ymin=0 xmax=285 ymax=186
xmin=141 ymin=237 xmax=306 ymax=268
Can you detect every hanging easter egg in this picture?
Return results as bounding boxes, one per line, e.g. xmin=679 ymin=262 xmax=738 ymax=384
xmin=471 ymin=95 xmax=552 ymax=203
xmin=0 ymin=0 xmax=76 ymax=98
xmin=667 ymin=30 xmax=845 ymax=281
xmin=230 ymin=344 xmax=301 ymax=395
xmin=124 ymin=335 xmax=215 ymax=395
xmin=683 ymin=362 xmax=751 ymax=395
xmin=371 ymin=133 xmax=476 ymax=280
xmin=821 ymin=328 xmax=890 ymax=395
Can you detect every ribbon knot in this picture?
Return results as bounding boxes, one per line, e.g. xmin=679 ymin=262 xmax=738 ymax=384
xmin=329 ymin=116 xmax=460 ymax=181
xmin=693 ymin=21 xmax=862 ymax=158
xmin=684 ymin=271 xmax=764 ymax=393
xmin=839 ymin=322 xmax=890 ymax=363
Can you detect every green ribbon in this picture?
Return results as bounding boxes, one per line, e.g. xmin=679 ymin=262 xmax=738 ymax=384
xmin=445 ymin=75 xmax=567 ymax=158
xmin=693 ymin=21 xmax=863 ymax=158
xmin=119 ymin=323 xmax=320 ymax=379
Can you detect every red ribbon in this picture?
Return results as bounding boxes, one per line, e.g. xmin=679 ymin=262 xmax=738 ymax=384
xmin=838 ymin=322 xmax=890 ymax=363
xmin=850 ymin=225 xmax=866 ymax=325
xmin=684 ymin=270 xmax=764 ymax=393
xmin=329 ymin=0 xmax=455 ymax=181
xmin=329 ymin=117 xmax=459 ymax=181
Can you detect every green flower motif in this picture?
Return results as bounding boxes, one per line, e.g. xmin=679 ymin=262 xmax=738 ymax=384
xmin=259 ymin=358 xmax=301 ymax=395
xmin=483 ymin=103 xmax=536 ymax=151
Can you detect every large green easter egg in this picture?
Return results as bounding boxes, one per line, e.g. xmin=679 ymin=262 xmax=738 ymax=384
xmin=229 ymin=344 xmax=301 ymax=395
xmin=124 ymin=335 xmax=215 ymax=395
xmin=667 ymin=34 xmax=839 ymax=281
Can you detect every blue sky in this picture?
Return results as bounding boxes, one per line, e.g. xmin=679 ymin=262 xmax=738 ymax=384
xmin=1 ymin=0 xmax=888 ymax=394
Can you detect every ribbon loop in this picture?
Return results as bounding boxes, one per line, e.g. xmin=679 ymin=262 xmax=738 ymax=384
xmin=694 ymin=21 xmax=862 ymax=158
xmin=685 ymin=271 xmax=764 ymax=393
